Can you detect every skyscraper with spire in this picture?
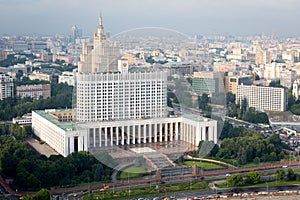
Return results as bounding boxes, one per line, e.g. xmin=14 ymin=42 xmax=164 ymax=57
xmin=78 ymin=15 xmax=119 ymax=73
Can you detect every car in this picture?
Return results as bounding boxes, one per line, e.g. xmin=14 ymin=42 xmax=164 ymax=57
xmin=282 ymin=165 xmax=288 ymax=168
xmin=226 ymin=173 xmax=231 ymax=177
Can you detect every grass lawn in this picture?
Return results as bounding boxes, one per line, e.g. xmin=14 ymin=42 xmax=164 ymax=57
xmin=118 ymin=166 xmax=147 ymax=179
xmin=183 ymin=160 xmax=226 ymax=170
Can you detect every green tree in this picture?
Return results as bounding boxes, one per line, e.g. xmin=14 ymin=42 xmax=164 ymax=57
xmin=226 ymin=92 xmax=236 ymax=104
xmin=35 ymin=189 xmax=51 ymax=200
xmin=237 ymin=147 xmax=247 ymax=165
xmin=286 ymin=169 xmax=297 ymax=181
xmin=276 ymin=169 xmax=286 ymax=181
xmin=245 ymin=171 xmax=261 ymax=184
xmin=227 ymin=174 xmax=244 ymax=187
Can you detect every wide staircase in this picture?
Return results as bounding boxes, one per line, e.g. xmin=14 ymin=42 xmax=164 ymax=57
xmin=144 ymin=153 xmax=175 ymax=170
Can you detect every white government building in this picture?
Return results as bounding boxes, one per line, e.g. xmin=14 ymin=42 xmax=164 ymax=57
xmin=32 ymin=16 xmax=218 ymax=157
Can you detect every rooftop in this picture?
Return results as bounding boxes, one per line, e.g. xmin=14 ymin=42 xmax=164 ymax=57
xmin=34 ymin=109 xmax=79 ymax=131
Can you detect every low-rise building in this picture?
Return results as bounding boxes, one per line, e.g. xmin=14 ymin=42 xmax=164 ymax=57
xmin=32 ymin=109 xmax=218 ymax=157
xmin=16 ymin=84 xmax=51 ymax=100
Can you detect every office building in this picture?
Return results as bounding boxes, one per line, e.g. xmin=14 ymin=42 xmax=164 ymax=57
xmin=0 ymin=73 xmax=13 ymax=100
xmin=16 ymin=84 xmax=51 ymax=100
xmin=236 ymin=85 xmax=287 ymax=112
xmin=192 ymin=71 xmax=224 ymax=95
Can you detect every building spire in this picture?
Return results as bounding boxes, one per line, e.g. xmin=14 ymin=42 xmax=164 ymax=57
xmin=99 ymin=12 xmax=103 ymax=27
xmin=97 ymin=12 xmax=104 ymax=36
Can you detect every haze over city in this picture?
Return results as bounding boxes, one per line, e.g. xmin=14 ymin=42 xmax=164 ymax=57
xmin=1 ymin=0 xmax=300 ymax=36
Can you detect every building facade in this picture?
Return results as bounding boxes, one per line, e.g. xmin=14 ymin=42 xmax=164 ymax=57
xmin=0 ymin=73 xmax=13 ymax=100
xmin=192 ymin=71 xmax=224 ymax=95
xmin=76 ymin=71 xmax=167 ymax=122
xmin=16 ymin=84 xmax=51 ymax=100
xmin=236 ymin=85 xmax=287 ymax=112
xmin=224 ymin=75 xmax=253 ymax=94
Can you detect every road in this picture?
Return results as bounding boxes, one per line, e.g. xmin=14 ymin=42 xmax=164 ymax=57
xmin=49 ymin=159 xmax=300 ymax=200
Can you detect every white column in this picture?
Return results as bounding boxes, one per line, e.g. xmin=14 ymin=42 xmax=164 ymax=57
xmin=105 ymin=127 xmax=108 ymax=147
xmin=143 ymin=125 xmax=147 ymax=143
xmin=110 ymin=127 xmax=113 ymax=146
xmin=180 ymin=123 xmax=184 ymax=141
xmin=121 ymin=126 xmax=125 ymax=145
xmin=175 ymin=122 xmax=179 ymax=141
xmin=93 ymin=128 xmax=96 ymax=147
xmin=194 ymin=126 xmax=197 ymax=145
xmin=154 ymin=124 xmax=157 ymax=143
xmin=149 ymin=124 xmax=152 ymax=143
xmin=126 ymin=126 xmax=130 ymax=145
xmin=116 ymin=127 xmax=119 ymax=145
xmin=132 ymin=125 xmax=136 ymax=144
xmin=164 ymin=123 xmax=168 ymax=142
xmin=189 ymin=125 xmax=192 ymax=143
xmin=159 ymin=123 xmax=163 ymax=142
xmin=99 ymin=127 xmax=102 ymax=147
xmin=138 ymin=125 xmax=141 ymax=144
xmin=170 ymin=123 xmax=173 ymax=142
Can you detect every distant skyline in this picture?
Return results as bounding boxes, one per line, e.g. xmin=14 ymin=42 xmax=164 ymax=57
xmin=0 ymin=0 xmax=300 ymax=37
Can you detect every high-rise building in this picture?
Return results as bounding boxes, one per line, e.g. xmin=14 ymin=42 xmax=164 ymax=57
xmin=255 ymin=50 xmax=272 ymax=66
xmin=192 ymin=71 xmax=224 ymax=95
xmin=32 ymin=16 xmax=218 ymax=158
xmin=236 ymin=85 xmax=287 ymax=112
xmin=0 ymin=73 xmax=13 ymax=100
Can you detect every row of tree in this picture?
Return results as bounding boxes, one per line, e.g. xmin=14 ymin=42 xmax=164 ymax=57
xmin=228 ymin=168 xmax=299 ymax=187
xmin=218 ymin=128 xmax=286 ymax=165
xmin=196 ymin=125 xmax=288 ymax=165
xmin=227 ymin=171 xmax=261 ymax=187
xmin=228 ymin=98 xmax=269 ymax=125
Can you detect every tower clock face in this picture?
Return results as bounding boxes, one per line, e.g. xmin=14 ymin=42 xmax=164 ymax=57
xmin=123 ymin=63 xmax=127 ymax=68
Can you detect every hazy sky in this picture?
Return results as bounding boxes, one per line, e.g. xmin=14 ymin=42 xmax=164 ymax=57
xmin=0 ymin=0 xmax=300 ymax=37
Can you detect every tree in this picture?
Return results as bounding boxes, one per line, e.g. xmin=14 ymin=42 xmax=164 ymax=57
xmin=237 ymin=147 xmax=247 ymax=165
xmin=286 ymin=169 xmax=297 ymax=181
xmin=227 ymin=174 xmax=244 ymax=187
xmin=35 ymin=189 xmax=51 ymax=200
xmin=245 ymin=171 xmax=261 ymax=184
xmin=16 ymin=70 xmax=23 ymax=80
xmin=226 ymin=92 xmax=236 ymax=104
xmin=22 ymin=188 xmax=51 ymax=200
xmin=276 ymin=169 xmax=286 ymax=181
